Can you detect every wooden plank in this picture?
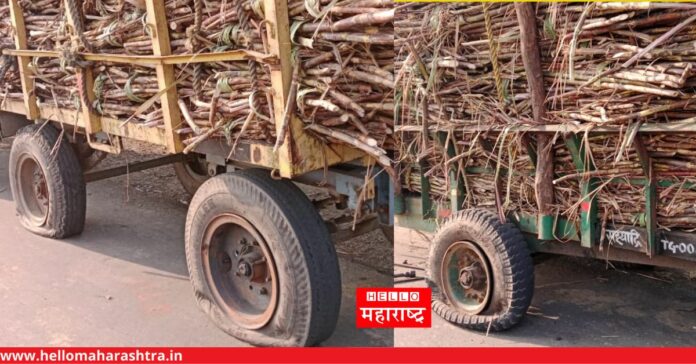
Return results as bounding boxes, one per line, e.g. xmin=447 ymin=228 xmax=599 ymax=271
xmin=8 ymin=0 xmax=38 ymax=120
xmin=63 ymin=0 xmax=102 ymax=136
xmin=515 ymin=3 xmax=555 ymax=239
xmin=264 ymin=0 xmax=297 ymax=177
xmin=397 ymin=121 xmax=696 ymax=134
xmin=145 ymin=0 xmax=183 ymax=154
xmin=1 ymin=99 xmax=168 ymax=146
xmin=3 ymin=49 xmax=275 ymax=66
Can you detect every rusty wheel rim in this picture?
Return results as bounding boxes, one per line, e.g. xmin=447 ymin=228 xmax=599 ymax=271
xmin=441 ymin=241 xmax=492 ymax=315
xmin=201 ymin=214 xmax=278 ymax=330
xmin=16 ymin=154 xmax=49 ymax=226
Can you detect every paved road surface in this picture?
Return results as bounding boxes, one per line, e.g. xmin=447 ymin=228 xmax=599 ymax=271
xmin=0 ymin=138 xmax=392 ymax=347
xmin=395 ymin=227 xmax=696 ymax=347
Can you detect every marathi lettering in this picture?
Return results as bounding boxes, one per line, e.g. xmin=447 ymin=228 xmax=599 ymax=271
xmin=359 ymin=307 xmax=426 ymax=325
xmin=606 ymin=229 xmax=642 ymax=249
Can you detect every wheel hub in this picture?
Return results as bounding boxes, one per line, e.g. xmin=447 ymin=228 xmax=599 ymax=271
xmin=237 ymin=261 xmax=252 ymax=277
xmin=201 ymin=214 xmax=278 ymax=330
xmin=33 ymin=170 xmax=48 ymax=202
xmin=459 ymin=269 xmax=474 ymax=289
xmin=459 ymin=262 xmax=487 ymax=290
xmin=16 ymin=154 xmax=49 ymax=225
xmin=441 ymin=241 xmax=492 ymax=315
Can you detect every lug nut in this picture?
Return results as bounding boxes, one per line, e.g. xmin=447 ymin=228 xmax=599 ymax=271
xmin=238 ymin=261 xmax=252 ymax=277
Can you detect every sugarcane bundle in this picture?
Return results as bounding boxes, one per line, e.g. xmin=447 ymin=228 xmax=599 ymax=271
xmin=20 ymin=0 xmax=65 ymax=51
xmin=0 ymin=1 xmax=22 ymax=101
xmin=397 ymin=2 xmax=696 ymax=230
xmin=396 ymin=3 xmax=531 ymax=131
xmin=161 ymin=0 xmax=275 ymax=148
xmin=168 ymin=0 xmax=397 ymax=155
xmin=82 ymin=0 xmax=152 ymax=55
xmin=11 ymin=0 xmax=82 ymax=111
xmin=92 ymin=63 xmax=161 ymax=122
xmin=400 ymin=128 xmax=537 ymax=215
xmin=396 ymin=2 xmax=534 ymax=206
xmin=542 ymin=2 xmax=696 ymax=126
xmin=289 ymin=0 xmax=395 ymax=156
xmin=4 ymin=0 xmax=396 ymax=161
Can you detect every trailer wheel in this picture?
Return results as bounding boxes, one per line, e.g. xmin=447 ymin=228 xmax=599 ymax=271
xmin=185 ymin=169 xmax=341 ymax=347
xmin=427 ymin=209 xmax=534 ymax=331
xmin=9 ymin=124 xmax=86 ymax=238
xmin=174 ymin=154 xmax=210 ymax=195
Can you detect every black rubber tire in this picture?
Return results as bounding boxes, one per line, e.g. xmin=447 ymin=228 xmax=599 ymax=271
xmin=185 ymin=169 xmax=341 ymax=347
xmin=71 ymin=138 xmax=107 ymax=171
xmin=9 ymin=124 xmax=86 ymax=238
xmin=173 ymin=155 xmax=210 ymax=196
xmin=427 ymin=209 xmax=534 ymax=332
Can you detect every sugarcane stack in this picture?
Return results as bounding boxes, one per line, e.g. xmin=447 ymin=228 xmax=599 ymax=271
xmin=397 ymin=2 xmax=696 ymax=229
xmin=290 ymin=0 xmax=395 ymax=153
xmin=0 ymin=0 xmax=394 ymax=162
xmin=0 ymin=1 xmax=21 ymax=102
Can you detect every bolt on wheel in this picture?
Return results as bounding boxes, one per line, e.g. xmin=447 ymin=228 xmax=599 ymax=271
xmin=201 ymin=213 xmax=278 ymax=330
xmin=441 ymin=241 xmax=492 ymax=315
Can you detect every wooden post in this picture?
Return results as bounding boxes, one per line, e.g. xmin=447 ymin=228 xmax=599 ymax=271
xmin=146 ymin=0 xmax=183 ymax=154
xmin=8 ymin=0 xmax=39 ymax=120
xmin=264 ymin=0 xmax=296 ymax=177
xmin=262 ymin=0 xmax=365 ymax=177
xmin=515 ymin=3 xmax=555 ymax=240
xmin=63 ymin=0 xmax=102 ymax=135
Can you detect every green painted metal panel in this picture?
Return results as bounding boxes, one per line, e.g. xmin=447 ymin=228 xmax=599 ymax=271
xmin=515 ymin=213 xmax=579 ymax=242
xmin=395 ymin=196 xmax=438 ymax=233
xmin=564 ymin=135 xmax=598 ymax=248
xmin=537 ymin=214 xmax=555 ymax=240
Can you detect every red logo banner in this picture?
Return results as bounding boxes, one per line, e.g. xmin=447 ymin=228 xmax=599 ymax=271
xmin=356 ymin=287 xmax=431 ymax=328
xmin=0 ymin=347 xmax=695 ymax=363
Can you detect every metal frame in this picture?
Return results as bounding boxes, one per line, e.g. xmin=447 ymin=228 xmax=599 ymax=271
xmin=396 ymin=102 xmax=696 ymax=267
xmin=1 ymin=0 xmax=367 ymax=179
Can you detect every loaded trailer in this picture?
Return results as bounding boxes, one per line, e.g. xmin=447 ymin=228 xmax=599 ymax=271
xmin=0 ymin=0 xmax=394 ymax=346
xmin=395 ymin=2 xmax=696 ymax=332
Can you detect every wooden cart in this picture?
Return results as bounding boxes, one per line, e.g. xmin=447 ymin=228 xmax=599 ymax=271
xmin=1 ymin=0 xmax=390 ymax=347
